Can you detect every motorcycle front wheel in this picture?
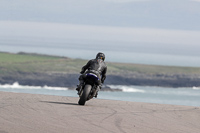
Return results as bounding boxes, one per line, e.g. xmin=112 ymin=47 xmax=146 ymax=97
xmin=78 ymin=84 xmax=92 ymax=105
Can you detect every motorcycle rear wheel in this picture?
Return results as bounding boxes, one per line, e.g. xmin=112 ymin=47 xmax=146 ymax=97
xmin=78 ymin=84 xmax=92 ymax=105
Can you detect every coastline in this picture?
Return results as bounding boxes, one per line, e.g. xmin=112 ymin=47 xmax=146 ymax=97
xmin=0 ymin=72 xmax=200 ymax=89
xmin=0 ymin=91 xmax=199 ymax=133
xmin=1 ymin=51 xmax=200 ymax=88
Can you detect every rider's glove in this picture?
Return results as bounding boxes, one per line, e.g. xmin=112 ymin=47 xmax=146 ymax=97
xmin=80 ymin=68 xmax=85 ymax=74
xmin=80 ymin=71 xmax=84 ymax=74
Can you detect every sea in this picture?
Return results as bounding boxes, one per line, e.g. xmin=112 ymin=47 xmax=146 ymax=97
xmin=0 ymin=82 xmax=200 ymax=107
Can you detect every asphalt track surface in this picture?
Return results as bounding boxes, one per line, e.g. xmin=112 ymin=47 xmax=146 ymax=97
xmin=0 ymin=91 xmax=199 ymax=133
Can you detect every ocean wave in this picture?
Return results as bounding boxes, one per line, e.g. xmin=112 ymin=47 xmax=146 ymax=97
xmin=107 ymin=85 xmax=145 ymax=93
xmin=0 ymin=82 xmax=68 ymax=91
xmin=192 ymin=86 xmax=200 ymax=90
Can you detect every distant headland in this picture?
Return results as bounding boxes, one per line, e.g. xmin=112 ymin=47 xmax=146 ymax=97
xmin=0 ymin=51 xmax=200 ymax=89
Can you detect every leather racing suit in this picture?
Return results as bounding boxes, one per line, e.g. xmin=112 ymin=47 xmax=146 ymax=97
xmin=77 ymin=58 xmax=107 ymax=95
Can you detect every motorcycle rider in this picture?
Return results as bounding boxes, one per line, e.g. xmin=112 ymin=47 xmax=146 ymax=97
xmin=76 ymin=52 xmax=107 ymax=97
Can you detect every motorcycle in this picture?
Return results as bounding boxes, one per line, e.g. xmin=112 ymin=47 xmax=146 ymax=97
xmin=77 ymin=73 xmax=100 ymax=105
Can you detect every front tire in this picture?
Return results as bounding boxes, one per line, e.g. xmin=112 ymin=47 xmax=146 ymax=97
xmin=78 ymin=84 xmax=92 ymax=105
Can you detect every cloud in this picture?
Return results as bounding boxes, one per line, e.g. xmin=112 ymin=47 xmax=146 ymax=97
xmin=1 ymin=21 xmax=200 ymax=48
xmin=190 ymin=0 xmax=200 ymax=2
xmin=1 ymin=21 xmax=200 ymax=63
xmin=102 ymin=0 xmax=151 ymax=3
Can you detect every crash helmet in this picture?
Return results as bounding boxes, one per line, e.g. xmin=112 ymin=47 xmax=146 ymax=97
xmin=96 ymin=52 xmax=105 ymax=61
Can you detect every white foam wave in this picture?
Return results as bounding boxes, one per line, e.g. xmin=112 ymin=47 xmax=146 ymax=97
xmin=107 ymin=85 xmax=145 ymax=93
xmin=192 ymin=86 xmax=200 ymax=90
xmin=0 ymin=82 xmax=68 ymax=91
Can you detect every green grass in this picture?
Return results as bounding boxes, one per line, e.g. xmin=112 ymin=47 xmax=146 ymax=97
xmin=107 ymin=62 xmax=200 ymax=75
xmin=0 ymin=52 xmax=59 ymax=63
xmin=0 ymin=52 xmax=87 ymax=74
xmin=0 ymin=52 xmax=200 ymax=76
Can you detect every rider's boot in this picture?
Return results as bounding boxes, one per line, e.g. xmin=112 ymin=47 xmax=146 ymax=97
xmin=94 ymin=85 xmax=102 ymax=98
xmin=76 ymin=80 xmax=84 ymax=91
xmin=76 ymin=85 xmax=81 ymax=91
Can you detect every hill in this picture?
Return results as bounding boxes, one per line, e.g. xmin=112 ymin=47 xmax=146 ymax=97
xmin=0 ymin=51 xmax=200 ymax=88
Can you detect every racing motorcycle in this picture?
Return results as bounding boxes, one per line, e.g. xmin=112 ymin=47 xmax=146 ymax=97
xmin=77 ymin=73 xmax=100 ymax=105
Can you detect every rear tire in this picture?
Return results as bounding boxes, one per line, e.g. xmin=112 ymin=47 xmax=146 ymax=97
xmin=78 ymin=84 xmax=92 ymax=105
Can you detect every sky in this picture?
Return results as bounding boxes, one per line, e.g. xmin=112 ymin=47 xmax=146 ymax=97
xmin=0 ymin=0 xmax=200 ymax=66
